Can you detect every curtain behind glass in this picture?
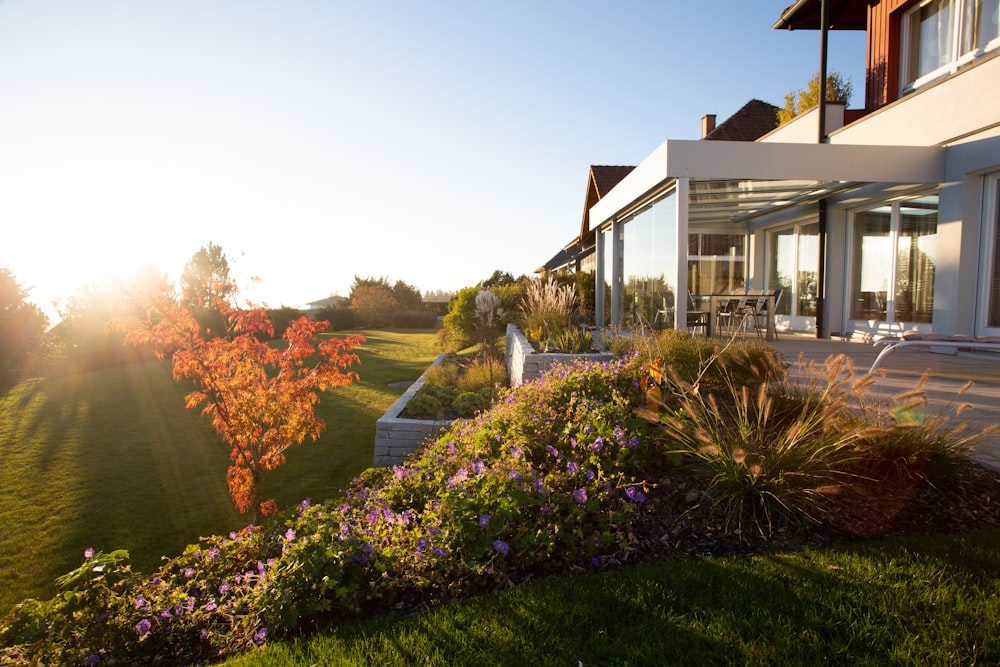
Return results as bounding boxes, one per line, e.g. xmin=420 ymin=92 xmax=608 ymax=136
xmin=896 ymin=197 xmax=937 ymax=323
xmin=851 ymin=210 xmax=892 ymax=320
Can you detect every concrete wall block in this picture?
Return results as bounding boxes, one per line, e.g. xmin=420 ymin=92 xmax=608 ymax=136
xmin=373 ymin=353 xmax=458 ymax=467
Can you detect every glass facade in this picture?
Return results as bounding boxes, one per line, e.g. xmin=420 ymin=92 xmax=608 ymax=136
xmin=620 ymin=195 xmax=678 ymax=327
xmin=596 ymin=187 xmax=750 ymax=329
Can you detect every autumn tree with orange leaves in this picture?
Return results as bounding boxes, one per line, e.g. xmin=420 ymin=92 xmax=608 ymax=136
xmin=118 ymin=276 xmax=364 ymax=523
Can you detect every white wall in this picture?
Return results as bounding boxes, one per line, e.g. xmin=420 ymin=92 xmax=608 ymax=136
xmin=832 ymin=53 xmax=1000 ymax=148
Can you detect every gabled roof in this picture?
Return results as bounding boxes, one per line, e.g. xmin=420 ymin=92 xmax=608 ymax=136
xmin=772 ymin=0 xmax=868 ymax=31
xmin=703 ymin=99 xmax=781 ymax=142
xmin=590 ymin=165 xmax=636 ymax=199
xmin=581 ymin=165 xmax=634 ymax=236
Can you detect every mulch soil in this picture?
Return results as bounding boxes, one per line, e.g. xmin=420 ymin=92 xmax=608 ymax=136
xmin=627 ymin=458 xmax=1000 ymax=562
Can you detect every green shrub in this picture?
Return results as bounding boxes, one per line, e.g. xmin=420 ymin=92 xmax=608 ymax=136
xmin=313 ymin=305 xmax=355 ymax=331
xmin=263 ymin=307 xmax=306 ymax=339
xmin=451 ymin=389 xmax=490 ymax=417
xmin=391 ymin=308 xmax=437 ymax=329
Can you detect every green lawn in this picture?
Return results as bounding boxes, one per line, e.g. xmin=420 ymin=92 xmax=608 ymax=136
xmin=0 ymin=329 xmax=440 ymax=614
xmin=227 ymin=529 xmax=1000 ymax=666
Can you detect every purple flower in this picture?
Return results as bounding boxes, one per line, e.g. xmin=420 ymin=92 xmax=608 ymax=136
xmin=298 ymin=498 xmax=311 ymax=513
xmin=428 ymin=525 xmax=442 ymax=535
xmin=84 ymin=547 xmax=95 ymax=559
xmin=509 ymin=444 xmax=523 ymax=459
xmin=493 ymin=540 xmax=509 ymax=555
xmin=84 ymin=655 xmax=100 ymax=664
xmin=157 ymin=609 xmax=171 ymax=621
xmin=200 ymin=629 xmax=209 ymax=640
xmin=134 ymin=594 xmax=146 ymax=609
xmin=545 ymin=445 xmax=560 ymax=459
xmin=626 ymin=486 xmax=646 ymax=503
xmin=535 ymin=479 xmax=548 ymax=496
xmin=573 ymin=488 xmax=588 ymax=504
xmin=567 ymin=461 xmax=579 ymax=474
xmin=592 ymin=437 xmax=604 ymax=453
xmin=448 ymin=468 xmax=469 ymax=486
xmin=478 ymin=514 xmax=490 ymax=528
xmin=471 ymin=459 xmax=486 ymax=474
xmin=253 ymin=627 xmax=268 ymax=646
xmin=432 ymin=546 xmax=448 ymax=557
xmin=586 ymin=469 xmax=595 ymax=481
xmin=184 ymin=567 xmax=196 ymax=578
xmin=219 ymin=582 xmax=231 ymax=596
xmin=284 ymin=528 xmax=297 ymax=542
xmin=208 ymin=546 xmax=221 ymax=559
xmin=417 ymin=537 xmax=429 ymax=551
xmin=539 ymin=503 xmax=553 ymax=514
xmin=628 ymin=435 xmax=641 ymax=448
xmin=135 ymin=618 xmax=151 ymax=636
xmin=508 ymin=470 xmax=522 ymax=481
xmin=205 ymin=600 xmax=218 ymax=612
xmin=392 ymin=466 xmax=409 ymax=479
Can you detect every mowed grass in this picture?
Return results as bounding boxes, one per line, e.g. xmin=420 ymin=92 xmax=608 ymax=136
xmin=0 ymin=328 xmax=440 ymax=613
xmin=227 ymin=530 xmax=1000 ymax=666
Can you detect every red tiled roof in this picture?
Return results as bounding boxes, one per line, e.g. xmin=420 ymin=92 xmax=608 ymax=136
xmin=703 ymin=99 xmax=781 ymax=142
xmin=590 ymin=165 xmax=635 ymax=198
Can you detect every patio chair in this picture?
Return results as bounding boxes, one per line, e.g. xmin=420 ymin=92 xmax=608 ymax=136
xmin=745 ymin=288 xmax=782 ymax=340
xmin=686 ymin=291 xmax=710 ymax=336
xmin=714 ymin=297 xmax=742 ymax=337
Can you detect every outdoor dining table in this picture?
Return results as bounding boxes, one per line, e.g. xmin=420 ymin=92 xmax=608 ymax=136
xmin=703 ymin=292 xmax=778 ymax=342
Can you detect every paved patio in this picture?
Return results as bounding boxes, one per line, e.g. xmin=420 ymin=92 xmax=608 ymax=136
xmin=766 ymin=333 xmax=1000 ymax=472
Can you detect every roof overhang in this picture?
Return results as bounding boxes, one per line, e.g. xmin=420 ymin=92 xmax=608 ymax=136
xmin=588 ymin=140 xmax=946 ymax=232
xmin=772 ymin=0 xmax=868 ymax=30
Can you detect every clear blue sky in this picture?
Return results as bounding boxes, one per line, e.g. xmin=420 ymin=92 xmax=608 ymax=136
xmin=1 ymin=1 xmax=866 ymax=317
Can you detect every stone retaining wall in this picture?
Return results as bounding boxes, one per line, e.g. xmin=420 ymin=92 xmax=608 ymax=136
xmin=505 ymin=324 xmax=615 ymax=387
xmin=373 ymin=354 xmax=454 ymax=467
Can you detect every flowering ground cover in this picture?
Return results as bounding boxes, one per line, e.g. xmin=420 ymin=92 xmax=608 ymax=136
xmin=3 ymin=333 xmax=1000 ymax=664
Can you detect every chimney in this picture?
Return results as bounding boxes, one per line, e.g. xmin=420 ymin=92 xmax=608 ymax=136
xmin=701 ymin=114 xmax=716 ymax=138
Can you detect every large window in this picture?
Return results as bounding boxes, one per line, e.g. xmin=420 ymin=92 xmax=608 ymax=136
xmin=850 ymin=195 xmax=937 ymax=325
xmin=902 ymin=0 xmax=1000 ymax=92
xmin=687 ymin=233 xmax=746 ymax=298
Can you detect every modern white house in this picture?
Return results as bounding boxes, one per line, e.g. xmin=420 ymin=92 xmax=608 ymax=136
xmin=576 ymin=0 xmax=1000 ymax=339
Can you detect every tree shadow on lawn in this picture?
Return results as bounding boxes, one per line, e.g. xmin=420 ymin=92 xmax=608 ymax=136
xmin=0 ymin=361 xmax=242 ymax=613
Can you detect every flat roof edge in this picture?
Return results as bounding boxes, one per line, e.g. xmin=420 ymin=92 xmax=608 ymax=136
xmin=588 ymin=140 xmax=946 ymax=230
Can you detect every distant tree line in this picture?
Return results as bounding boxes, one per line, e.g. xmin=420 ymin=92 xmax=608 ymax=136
xmin=1 ymin=246 xmax=452 ymax=385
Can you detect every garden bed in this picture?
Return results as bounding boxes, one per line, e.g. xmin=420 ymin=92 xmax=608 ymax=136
xmin=373 ymin=355 xmax=456 ymax=467
xmin=505 ymin=323 xmax=614 ymax=387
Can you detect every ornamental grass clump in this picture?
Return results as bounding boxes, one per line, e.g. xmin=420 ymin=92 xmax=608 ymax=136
xmin=642 ymin=356 xmax=861 ymax=534
xmin=521 ymin=277 xmax=578 ymax=350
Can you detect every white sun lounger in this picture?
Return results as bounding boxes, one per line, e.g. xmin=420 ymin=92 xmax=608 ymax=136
xmin=868 ymin=333 xmax=1000 ymax=374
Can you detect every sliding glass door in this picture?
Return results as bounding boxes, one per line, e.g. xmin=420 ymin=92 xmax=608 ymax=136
xmin=766 ymin=221 xmax=819 ymax=332
xmin=849 ymin=195 xmax=938 ymax=333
